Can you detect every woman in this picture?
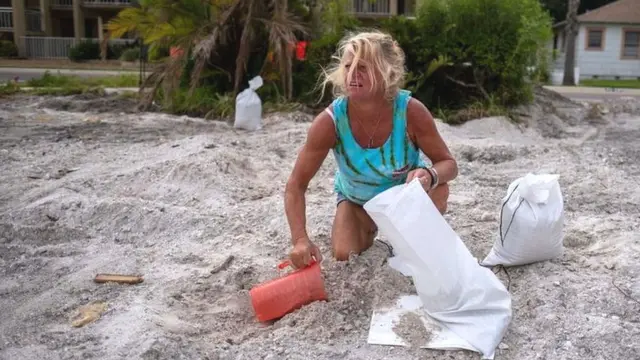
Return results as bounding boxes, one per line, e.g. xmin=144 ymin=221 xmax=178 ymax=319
xmin=284 ymin=31 xmax=458 ymax=269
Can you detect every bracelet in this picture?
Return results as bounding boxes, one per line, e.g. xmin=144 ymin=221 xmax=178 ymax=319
xmin=425 ymin=166 xmax=439 ymax=190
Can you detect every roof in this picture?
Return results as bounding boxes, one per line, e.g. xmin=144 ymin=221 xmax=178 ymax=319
xmin=553 ymin=0 xmax=640 ymax=28
xmin=578 ymin=0 xmax=640 ymax=24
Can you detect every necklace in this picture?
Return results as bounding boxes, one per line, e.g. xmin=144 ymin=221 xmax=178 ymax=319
xmin=351 ymin=106 xmax=384 ymax=148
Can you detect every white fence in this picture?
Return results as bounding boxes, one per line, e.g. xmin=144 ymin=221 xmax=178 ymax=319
xmin=23 ymin=36 xmax=135 ymax=59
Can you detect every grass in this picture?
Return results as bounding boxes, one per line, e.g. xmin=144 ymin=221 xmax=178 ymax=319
xmin=0 ymin=71 xmax=142 ymax=97
xmin=0 ymin=58 xmax=151 ymax=71
xmin=158 ymin=87 xmax=307 ymax=120
xmin=580 ymin=79 xmax=640 ymax=89
xmin=26 ymin=71 xmax=140 ymax=88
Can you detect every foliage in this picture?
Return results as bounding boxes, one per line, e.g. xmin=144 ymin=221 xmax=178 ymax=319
xmin=291 ymin=31 xmax=346 ymax=107
xmin=106 ymin=0 xmax=309 ymax=112
xmin=107 ymin=41 xmax=139 ymax=60
xmin=163 ymin=86 xmax=235 ymax=119
xmin=99 ymin=0 xmax=551 ymax=122
xmin=287 ymin=0 xmax=361 ymax=107
xmin=69 ymin=41 xmax=101 ymax=62
xmin=0 ymin=40 xmax=18 ymax=58
xmin=0 ymin=82 xmax=20 ymax=97
xmin=26 ymin=71 xmax=139 ymax=88
xmin=120 ymin=47 xmax=141 ymax=62
xmin=68 ymin=40 xmax=138 ymax=62
xmin=376 ymin=0 xmax=553 ymax=110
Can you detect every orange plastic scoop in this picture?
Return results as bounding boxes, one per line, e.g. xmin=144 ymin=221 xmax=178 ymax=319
xmin=249 ymin=259 xmax=327 ymax=322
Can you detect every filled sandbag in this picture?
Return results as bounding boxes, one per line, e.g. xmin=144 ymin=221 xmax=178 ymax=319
xmin=481 ymin=173 xmax=564 ymax=267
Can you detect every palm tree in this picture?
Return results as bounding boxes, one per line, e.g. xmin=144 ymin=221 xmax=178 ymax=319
xmin=106 ymin=0 xmax=308 ymax=109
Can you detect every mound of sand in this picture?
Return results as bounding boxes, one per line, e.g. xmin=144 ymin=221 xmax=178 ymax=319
xmin=0 ymin=92 xmax=638 ymax=360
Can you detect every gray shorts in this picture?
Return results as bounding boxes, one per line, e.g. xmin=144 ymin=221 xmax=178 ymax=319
xmin=336 ymin=191 xmax=348 ymax=206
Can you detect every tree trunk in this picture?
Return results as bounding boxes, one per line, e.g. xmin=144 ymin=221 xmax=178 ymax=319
xmin=562 ymin=0 xmax=580 ymax=86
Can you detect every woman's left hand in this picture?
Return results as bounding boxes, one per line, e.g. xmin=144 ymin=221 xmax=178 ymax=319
xmin=406 ymin=168 xmax=432 ymax=188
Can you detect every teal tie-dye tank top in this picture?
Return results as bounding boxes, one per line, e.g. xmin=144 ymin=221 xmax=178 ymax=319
xmin=327 ymin=89 xmax=427 ymax=205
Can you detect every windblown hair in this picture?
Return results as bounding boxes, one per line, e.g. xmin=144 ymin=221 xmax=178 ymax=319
xmin=320 ymin=30 xmax=406 ymax=101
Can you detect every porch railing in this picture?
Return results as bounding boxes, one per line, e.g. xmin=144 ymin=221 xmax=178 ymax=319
xmin=0 ymin=7 xmax=12 ymax=30
xmin=51 ymin=0 xmax=133 ymax=8
xmin=84 ymin=0 xmax=133 ymax=6
xmin=51 ymin=0 xmax=72 ymax=7
xmin=352 ymin=0 xmax=391 ymax=16
xmin=23 ymin=36 xmax=135 ymax=59
xmin=350 ymin=0 xmax=418 ymax=17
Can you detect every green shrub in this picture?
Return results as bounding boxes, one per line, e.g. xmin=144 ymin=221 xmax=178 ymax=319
xmin=294 ymin=32 xmax=341 ymax=106
xmin=147 ymin=45 xmax=169 ymax=62
xmin=0 ymin=82 xmax=20 ymax=96
xmin=108 ymin=41 xmax=138 ymax=60
xmin=0 ymin=40 xmax=18 ymax=58
xmin=378 ymin=0 xmax=552 ymax=110
xmin=159 ymin=86 xmax=234 ymax=120
xmin=69 ymin=41 xmax=100 ymax=62
xmin=120 ymin=47 xmax=140 ymax=62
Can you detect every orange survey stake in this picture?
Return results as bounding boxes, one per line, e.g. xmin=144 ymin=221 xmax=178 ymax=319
xmin=249 ymin=260 xmax=327 ymax=322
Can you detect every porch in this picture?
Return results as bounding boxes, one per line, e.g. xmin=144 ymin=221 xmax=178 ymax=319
xmin=0 ymin=7 xmax=44 ymax=33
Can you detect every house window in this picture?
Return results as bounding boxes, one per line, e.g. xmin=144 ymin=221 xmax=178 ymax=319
xmin=585 ymin=28 xmax=604 ymax=50
xmin=622 ymin=30 xmax=640 ymax=59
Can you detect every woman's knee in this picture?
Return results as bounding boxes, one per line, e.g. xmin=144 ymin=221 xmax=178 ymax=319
xmin=331 ymin=201 xmax=376 ymax=261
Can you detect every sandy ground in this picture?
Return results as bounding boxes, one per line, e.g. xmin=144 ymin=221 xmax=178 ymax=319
xmin=0 ymin=90 xmax=639 ymax=360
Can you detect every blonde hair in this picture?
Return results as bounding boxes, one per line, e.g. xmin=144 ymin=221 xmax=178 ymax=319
xmin=320 ymin=30 xmax=406 ymax=102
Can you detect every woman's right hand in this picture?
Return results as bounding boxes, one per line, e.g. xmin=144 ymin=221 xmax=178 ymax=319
xmin=289 ymin=237 xmax=323 ymax=269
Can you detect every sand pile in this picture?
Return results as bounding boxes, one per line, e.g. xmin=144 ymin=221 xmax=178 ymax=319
xmin=0 ymin=92 xmax=639 ymax=360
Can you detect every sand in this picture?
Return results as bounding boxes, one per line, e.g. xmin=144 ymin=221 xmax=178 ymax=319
xmin=0 ymin=90 xmax=639 ymax=360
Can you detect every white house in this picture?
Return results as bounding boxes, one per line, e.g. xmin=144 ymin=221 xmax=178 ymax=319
xmin=551 ymin=0 xmax=640 ymax=81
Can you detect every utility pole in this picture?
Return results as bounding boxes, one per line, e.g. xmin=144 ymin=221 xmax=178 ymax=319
xmin=562 ymin=0 xmax=580 ymax=86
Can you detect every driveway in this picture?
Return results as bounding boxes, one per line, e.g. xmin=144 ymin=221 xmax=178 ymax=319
xmin=545 ymin=85 xmax=640 ymax=102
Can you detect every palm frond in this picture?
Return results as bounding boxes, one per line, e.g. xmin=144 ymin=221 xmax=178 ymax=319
xmin=259 ymin=0 xmax=309 ymax=99
xmin=233 ymin=0 xmax=257 ymax=96
xmin=188 ymin=0 xmax=242 ymax=95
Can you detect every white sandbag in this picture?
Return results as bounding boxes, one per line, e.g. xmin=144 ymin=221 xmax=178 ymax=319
xmin=234 ymin=75 xmax=264 ymax=131
xmin=481 ymin=173 xmax=564 ymax=267
xmin=363 ymin=179 xmax=512 ymax=359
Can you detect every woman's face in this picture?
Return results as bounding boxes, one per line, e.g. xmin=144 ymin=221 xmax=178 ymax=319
xmin=343 ymin=52 xmax=378 ymax=100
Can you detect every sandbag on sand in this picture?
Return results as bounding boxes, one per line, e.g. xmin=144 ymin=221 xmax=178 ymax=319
xmin=364 ymin=179 xmax=512 ymax=359
xmin=481 ymin=173 xmax=564 ymax=267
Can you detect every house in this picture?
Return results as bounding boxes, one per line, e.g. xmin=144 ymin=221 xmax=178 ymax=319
xmin=0 ymin=0 xmax=416 ymax=60
xmin=1 ymin=0 xmax=139 ymax=59
xmin=551 ymin=0 xmax=640 ymax=81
